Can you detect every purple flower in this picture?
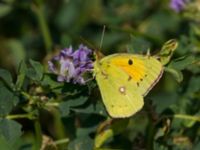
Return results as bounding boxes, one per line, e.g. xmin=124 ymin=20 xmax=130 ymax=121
xmin=170 ymin=0 xmax=189 ymax=12
xmin=74 ymin=45 xmax=91 ymax=62
xmin=48 ymin=45 xmax=93 ymax=84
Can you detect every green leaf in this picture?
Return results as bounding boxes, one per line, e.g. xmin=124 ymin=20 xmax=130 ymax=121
xmin=41 ymin=74 xmax=63 ymax=89
xmin=150 ymin=91 xmax=178 ymax=114
xmin=129 ymin=36 xmax=151 ymax=53
xmin=0 ymin=136 xmax=11 ymax=150
xmin=27 ymin=59 xmax=44 ymax=81
xmin=59 ymin=96 xmax=88 ymax=117
xmin=165 ymin=67 xmax=183 ymax=83
xmin=94 ymin=119 xmax=129 ymax=148
xmin=154 ymin=142 xmax=168 ymax=150
xmin=157 ymin=39 xmax=178 ymax=65
xmin=68 ymin=136 xmax=94 ymax=150
xmin=168 ymin=56 xmax=195 ymax=71
xmin=0 ymin=119 xmax=22 ymax=144
xmin=186 ymin=76 xmax=200 ymax=95
xmin=27 ymin=68 xmax=36 ymax=80
xmin=74 ymin=101 xmax=107 ymax=117
xmin=77 ymin=127 xmax=97 ymax=137
xmin=0 ymin=4 xmax=12 ymax=18
xmin=6 ymin=40 xmax=26 ymax=67
xmin=0 ymin=85 xmax=18 ymax=116
xmin=0 ymin=69 xmax=14 ymax=89
xmin=193 ymin=141 xmax=200 ymax=150
xmin=16 ymin=60 xmax=27 ymax=90
xmin=59 ymin=102 xmax=70 ymax=117
xmin=95 ymin=129 xmax=113 ymax=148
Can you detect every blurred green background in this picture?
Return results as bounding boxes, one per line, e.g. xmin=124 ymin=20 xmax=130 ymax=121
xmin=0 ymin=0 xmax=200 ymax=150
xmin=0 ymin=0 xmax=182 ymax=69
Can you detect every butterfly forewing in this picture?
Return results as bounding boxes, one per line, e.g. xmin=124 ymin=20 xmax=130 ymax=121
xmin=94 ymin=53 xmax=163 ymax=118
xmin=141 ymin=56 xmax=163 ymax=96
xmin=94 ymin=60 xmax=144 ymax=118
xmin=106 ymin=54 xmax=163 ymax=96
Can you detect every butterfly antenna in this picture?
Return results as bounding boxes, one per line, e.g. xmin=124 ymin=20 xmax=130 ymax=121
xmin=99 ymin=25 xmax=106 ymax=50
xmin=94 ymin=25 xmax=106 ymax=61
xmin=126 ymin=45 xmax=130 ymax=53
xmin=79 ymin=36 xmax=96 ymax=50
xmin=146 ymin=48 xmax=151 ymax=57
xmin=79 ymin=36 xmax=102 ymax=61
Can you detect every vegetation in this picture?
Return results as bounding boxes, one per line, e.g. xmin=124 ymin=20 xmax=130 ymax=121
xmin=0 ymin=0 xmax=200 ymax=149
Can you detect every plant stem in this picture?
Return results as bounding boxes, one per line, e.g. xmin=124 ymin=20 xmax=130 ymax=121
xmin=146 ymin=120 xmax=155 ymax=150
xmin=32 ymin=1 xmax=52 ymax=53
xmin=54 ymin=138 xmax=69 ymax=145
xmin=174 ymin=114 xmax=200 ymax=122
xmin=156 ymin=114 xmax=200 ymax=125
xmin=34 ymin=119 xmax=42 ymax=150
xmin=21 ymin=91 xmax=31 ymax=99
xmin=45 ymin=102 xmax=59 ymax=107
xmin=52 ymin=109 xmax=68 ymax=149
xmin=6 ymin=114 xmax=32 ymax=120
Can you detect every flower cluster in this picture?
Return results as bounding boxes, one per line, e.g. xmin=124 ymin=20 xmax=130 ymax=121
xmin=48 ymin=45 xmax=93 ymax=84
xmin=170 ymin=0 xmax=189 ymax=12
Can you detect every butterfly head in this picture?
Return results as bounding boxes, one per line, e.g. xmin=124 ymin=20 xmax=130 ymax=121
xmin=94 ymin=50 xmax=104 ymax=62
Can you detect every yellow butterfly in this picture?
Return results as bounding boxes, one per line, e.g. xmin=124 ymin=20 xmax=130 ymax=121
xmin=93 ymin=53 xmax=163 ymax=118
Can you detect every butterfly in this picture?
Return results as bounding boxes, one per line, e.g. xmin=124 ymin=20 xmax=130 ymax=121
xmin=93 ymin=53 xmax=163 ymax=118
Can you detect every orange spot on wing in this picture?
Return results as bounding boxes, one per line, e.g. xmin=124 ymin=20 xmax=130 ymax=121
xmin=111 ymin=57 xmax=146 ymax=82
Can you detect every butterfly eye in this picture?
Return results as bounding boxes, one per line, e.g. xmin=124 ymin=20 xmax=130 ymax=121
xmin=128 ymin=59 xmax=133 ymax=65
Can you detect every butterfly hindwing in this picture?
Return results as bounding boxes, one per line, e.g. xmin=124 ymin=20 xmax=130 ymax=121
xmin=94 ymin=60 xmax=144 ymax=118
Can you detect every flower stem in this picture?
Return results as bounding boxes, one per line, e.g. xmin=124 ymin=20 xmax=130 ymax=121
xmin=146 ymin=118 xmax=155 ymax=150
xmin=6 ymin=114 xmax=33 ymax=120
xmin=32 ymin=1 xmax=52 ymax=53
xmin=34 ymin=119 xmax=42 ymax=149
xmin=174 ymin=114 xmax=200 ymax=122
xmin=45 ymin=102 xmax=59 ymax=107
xmin=21 ymin=91 xmax=31 ymax=99
xmin=52 ymin=109 xmax=68 ymax=149
xmin=54 ymin=138 xmax=69 ymax=145
xmin=156 ymin=114 xmax=200 ymax=125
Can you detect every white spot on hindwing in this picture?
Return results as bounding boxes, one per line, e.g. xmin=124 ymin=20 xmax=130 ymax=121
xmin=119 ymin=86 xmax=126 ymax=95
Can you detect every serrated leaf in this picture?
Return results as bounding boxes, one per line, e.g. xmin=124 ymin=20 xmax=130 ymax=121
xmin=16 ymin=60 xmax=27 ymax=90
xmin=0 ymin=69 xmax=14 ymax=89
xmin=0 ymin=85 xmax=17 ymax=116
xmin=0 ymin=119 xmax=22 ymax=144
xmin=27 ymin=59 xmax=44 ymax=81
